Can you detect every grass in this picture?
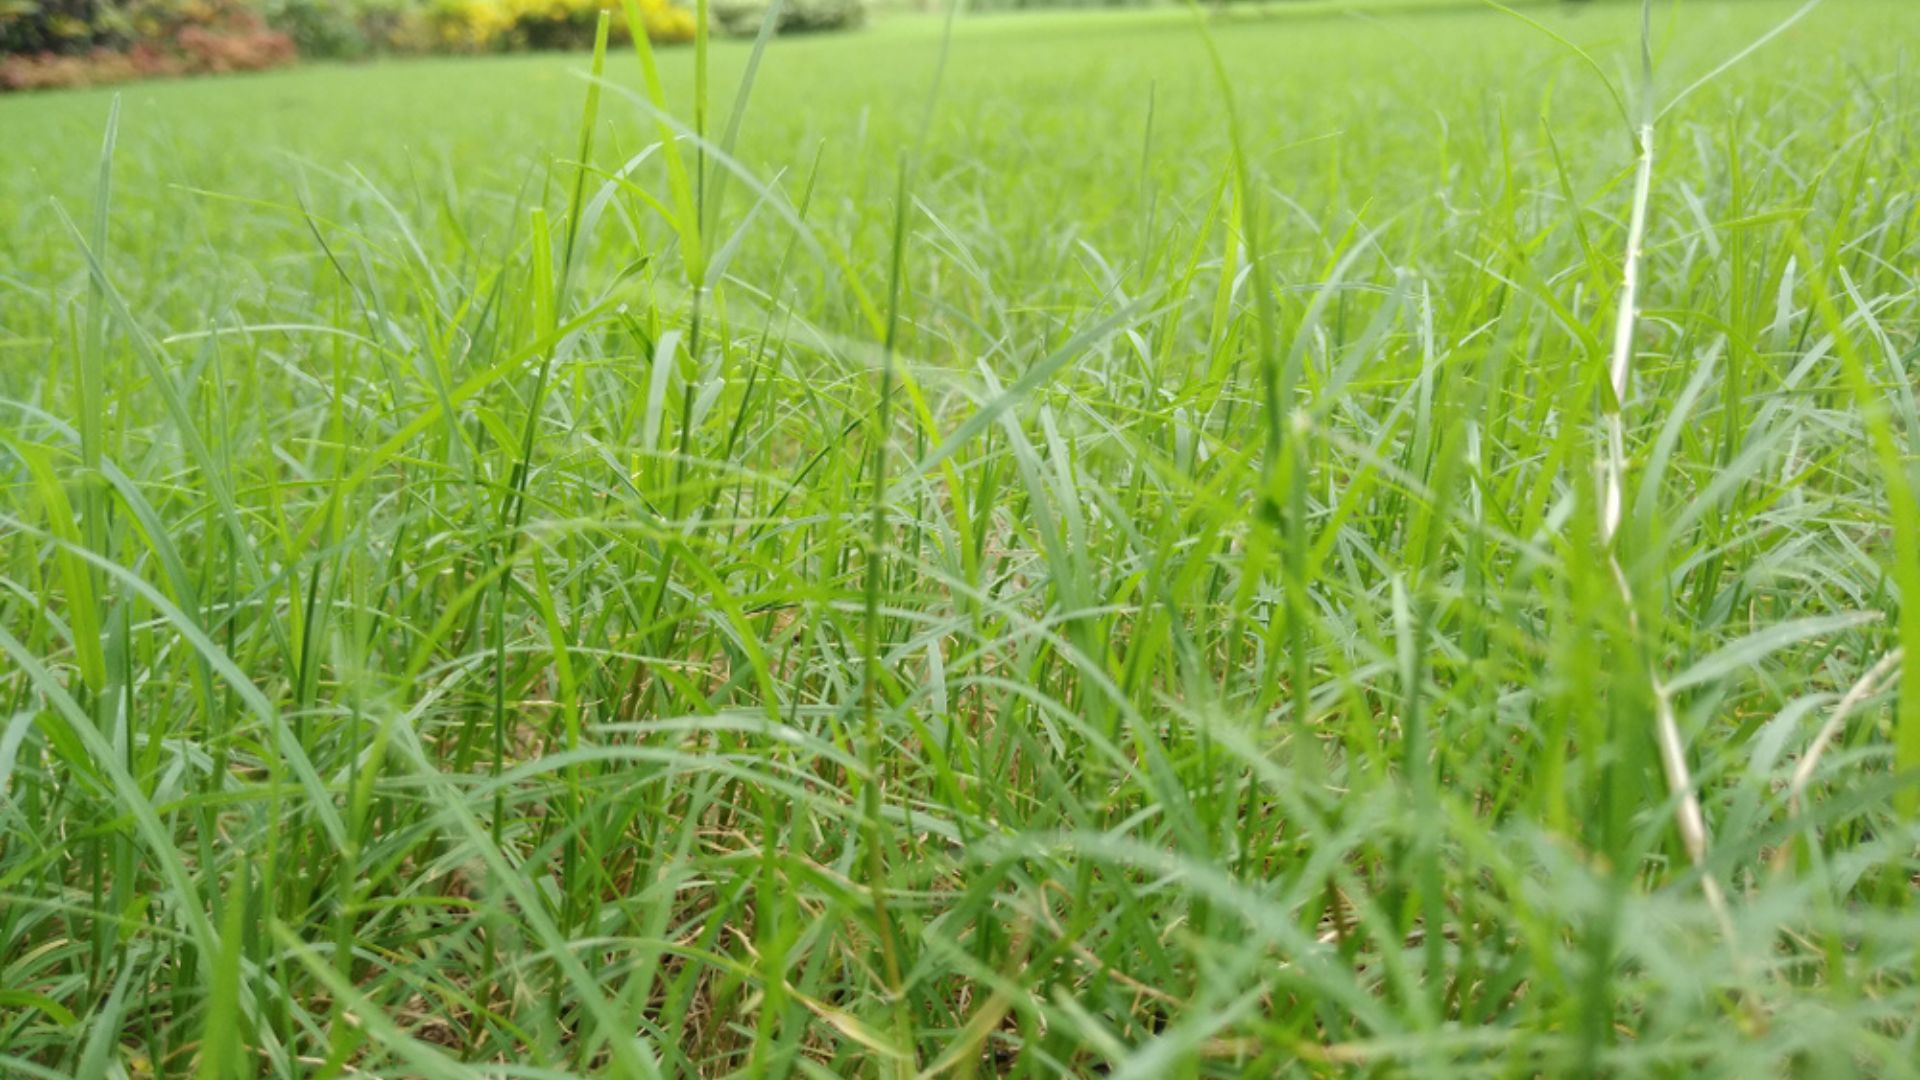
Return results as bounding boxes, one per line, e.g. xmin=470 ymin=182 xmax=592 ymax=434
xmin=3 ymin=0 xmax=1920 ymax=1074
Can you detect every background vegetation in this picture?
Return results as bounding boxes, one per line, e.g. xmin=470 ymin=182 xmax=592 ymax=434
xmin=0 ymin=0 xmax=717 ymax=89
xmin=2 ymin=0 xmax=1918 ymax=1075
xmin=0 ymin=0 xmax=297 ymax=89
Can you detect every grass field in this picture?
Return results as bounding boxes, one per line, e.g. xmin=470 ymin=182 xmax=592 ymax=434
xmin=4 ymin=0 xmax=1920 ymax=1074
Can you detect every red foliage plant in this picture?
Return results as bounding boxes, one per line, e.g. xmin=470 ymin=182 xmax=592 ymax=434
xmin=175 ymin=21 xmax=296 ymax=72
xmin=1 ymin=1 xmax=295 ymax=91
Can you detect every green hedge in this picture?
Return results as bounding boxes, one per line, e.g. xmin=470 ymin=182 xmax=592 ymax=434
xmin=3 ymin=0 xmax=137 ymax=55
xmin=710 ymin=0 xmax=864 ymax=36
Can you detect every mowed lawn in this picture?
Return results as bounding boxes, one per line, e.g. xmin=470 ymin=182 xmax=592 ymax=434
xmin=4 ymin=0 xmax=1920 ymax=1075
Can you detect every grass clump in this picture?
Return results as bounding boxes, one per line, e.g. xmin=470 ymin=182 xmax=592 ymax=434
xmin=3 ymin=0 xmax=1920 ymax=1074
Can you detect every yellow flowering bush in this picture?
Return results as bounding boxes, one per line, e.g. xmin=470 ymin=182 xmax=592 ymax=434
xmin=425 ymin=0 xmax=691 ymax=52
xmin=424 ymin=0 xmax=512 ymax=49
xmin=627 ymin=0 xmax=692 ymax=43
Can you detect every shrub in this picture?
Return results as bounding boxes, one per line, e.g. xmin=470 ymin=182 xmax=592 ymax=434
xmin=504 ymin=0 xmax=597 ymax=48
xmin=2 ymin=0 xmax=700 ymax=91
xmin=711 ymin=0 xmax=863 ymax=37
xmin=348 ymin=0 xmax=416 ymax=49
xmin=0 ymin=0 xmax=129 ymax=54
xmin=423 ymin=0 xmax=514 ymax=49
xmin=175 ymin=17 xmax=295 ymax=67
xmin=956 ymin=0 xmax=1144 ymax=8
xmin=1 ymin=0 xmax=294 ymax=89
xmin=125 ymin=0 xmax=269 ymax=42
xmin=0 ymin=0 xmax=296 ymax=55
xmin=1 ymin=44 xmax=160 ymax=87
xmin=263 ymin=0 xmax=369 ymax=57
xmin=625 ymin=0 xmax=695 ymax=43
xmin=425 ymin=0 xmax=693 ymax=52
